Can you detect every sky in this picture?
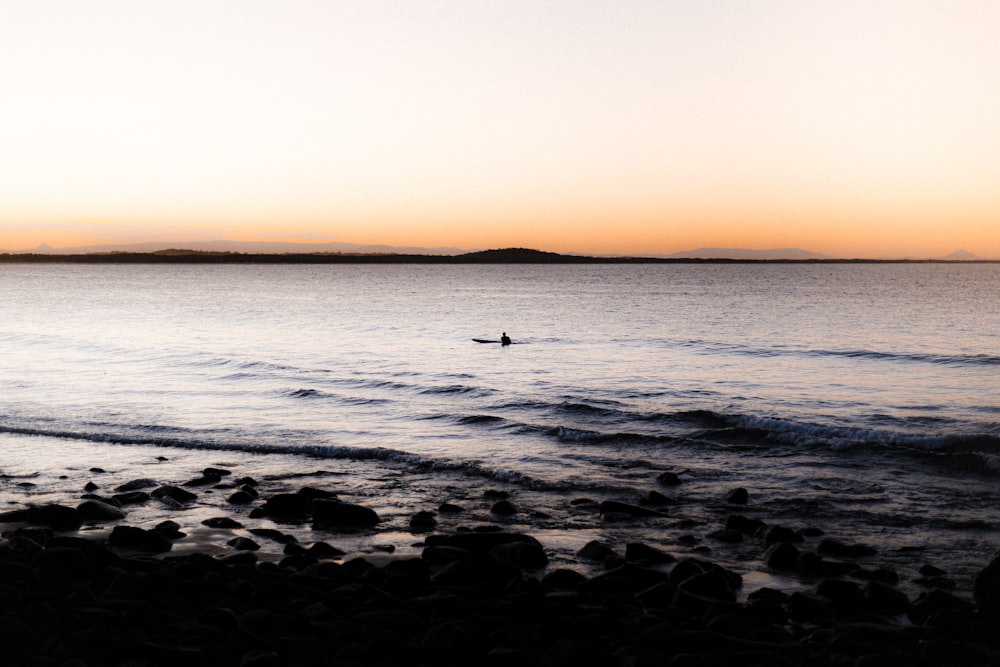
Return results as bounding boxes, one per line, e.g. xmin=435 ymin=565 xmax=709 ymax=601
xmin=2 ymin=0 xmax=999 ymax=258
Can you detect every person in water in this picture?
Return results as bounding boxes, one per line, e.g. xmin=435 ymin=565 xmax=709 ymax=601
xmin=500 ymin=332 xmax=512 ymax=346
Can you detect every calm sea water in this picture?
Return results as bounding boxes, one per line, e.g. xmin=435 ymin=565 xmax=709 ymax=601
xmin=1 ymin=263 xmax=998 ymax=592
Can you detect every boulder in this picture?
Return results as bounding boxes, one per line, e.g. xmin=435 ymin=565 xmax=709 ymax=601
xmin=76 ymin=500 xmax=127 ymax=522
xmin=725 ymin=487 xmax=749 ymax=504
xmin=973 ymin=553 xmax=1000 ymax=615
xmin=625 ymin=542 xmax=676 ymax=564
xmin=259 ymin=493 xmax=312 ymax=519
xmin=577 ymin=540 xmax=618 ymax=563
xmin=202 ymin=517 xmax=244 ymax=529
xmin=108 ymin=525 xmax=172 ymax=553
xmin=656 ymin=471 xmax=682 ymax=486
xmin=763 ymin=542 xmax=800 ymax=571
xmin=311 ymin=499 xmax=379 ymax=528
xmin=818 ymin=538 xmax=877 ymax=558
xmin=490 ymin=541 xmax=548 ymax=570
xmin=22 ymin=505 xmax=83 ymax=531
xmin=151 ymin=485 xmax=198 ymax=504
xmin=490 ymin=500 xmax=517 ymax=516
xmin=599 ymin=500 xmax=667 ymax=518
xmin=114 ymin=478 xmax=159 ymax=492
xmin=112 ymin=491 xmax=151 ymax=505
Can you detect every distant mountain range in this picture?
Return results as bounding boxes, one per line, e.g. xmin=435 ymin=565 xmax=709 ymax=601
xmin=19 ymin=240 xmax=466 ymax=256
xmin=2 ymin=241 xmax=990 ymax=261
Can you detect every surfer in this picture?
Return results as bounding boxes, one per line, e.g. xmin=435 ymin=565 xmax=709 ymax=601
xmin=500 ymin=332 xmax=512 ymax=346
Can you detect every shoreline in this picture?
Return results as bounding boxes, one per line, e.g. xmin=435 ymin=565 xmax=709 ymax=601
xmin=2 ymin=445 xmax=999 ymax=665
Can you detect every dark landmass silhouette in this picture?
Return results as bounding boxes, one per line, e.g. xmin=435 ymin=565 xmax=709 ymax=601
xmin=0 ymin=246 xmax=995 ymax=264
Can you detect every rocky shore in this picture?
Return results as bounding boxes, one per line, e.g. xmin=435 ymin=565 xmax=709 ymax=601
xmin=1 ymin=464 xmax=999 ymax=666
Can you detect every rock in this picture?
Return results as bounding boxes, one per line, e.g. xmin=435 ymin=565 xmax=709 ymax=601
xmin=920 ymin=563 xmax=947 ymax=577
xmin=151 ymin=485 xmax=198 ymax=504
xmin=307 ymin=542 xmax=345 ymax=558
xmin=311 ymin=499 xmax=380 ymax=528
xmin=227 ymin=490 xmax=256 ymax=505
xmin=763 ymin=542 xmax=800 ymax=571
xmin=409 ymin=511 xmax=438 ymax=531
xmin=577 ymin=540 xmax=618 ymax=563
xmin=259 ymin=493 xmax=312 ymax=519
xmin=763 ymin=525 xmax=802 ymax=547
xmin=151 ymin=520 xmax=185 ymax=539
xmin=725 ymin=514 xmax=766 ymax=535
xmin=297 ymin=486 xmax=338 ymax=501
xmin=625 ymin=542 xmax=676 ymax=564
xmin=248 ymin=528 xmax=298 ymax=544
xmin=707 ymin=528 xmax=743 ymax=543
xmin=657 ymin=471 xmax=682 ymax=485
xmin=725 ymin=487 xmax=749 ymax=504
xmin=437 ymin=502 xmax=463 ymax=513
xmin=490 ymin=541 xmax=548 ymax=570
xmin=182 ymin=473 xmax=222 ymax=487
xmin=84 ymin=481 xmax=99 ymax=492
xmin=864 ymin=580 xmax=912 ymax=616
xmin=850 ymin=567 xmax=899 ymax=584
xmin=76 ymin=500 xmax=127 ymax=522
xmin=108 ymin=525 xmax=172 ymax=553
xmin=26 ymin=505 xmax=83 ymax=531
xmin=542 ymin=568 xmax=587 ymax=590
xmin=909 ymin=588 xmax=976 ymax=625
xmin=228 ymin=537 xmax=260 ymax=551
xmin=814 ymin=579 xmax=867 ymax=615
xmin=484 ymin=490 xmax=509 ymax=500
xmin=598 ymin=500 xmax=667 ymax=518
xmin=112 ymin=491 xmax=151 ymax=505
xmin=490 ymin=500 xmax=517 ymax=516
xmin=426 ymin=532 xmax=542 ymax=554
xmin=675 ymin=566 xmax=740 ymax=603
xmin=973 ymin=553 xmax=1000 ymax=615
xmin=639 ymin=490 xmax=672 ymax=506
xmin=114 ymin=478 xmax=159 ymax=492
xmin=818 ymin=538 xmax=877 ymax=558
xmin=202 ymin=517 xmax=244 ymax=529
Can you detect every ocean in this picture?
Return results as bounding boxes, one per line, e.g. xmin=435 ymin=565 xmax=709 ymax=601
xmin=1 ymin=262 xmax=998 ymax=595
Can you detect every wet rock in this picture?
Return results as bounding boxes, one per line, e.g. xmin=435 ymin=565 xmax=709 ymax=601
xmin=115 ymin=478 xmax=158 ymax=492
xmin=84 ymin=481 xmax=99 ymax=492
xmin=850 ymin=567 xmax=899 ymax=584
xmin=108 ymin=525 xmax=172 ymax=553
xmin=112 ymin=490 xmax=151 ymax=505
xmin=202 ymin=517 xmax=244 ymax=529
xmin=725 ymin=487 xmax=749 ymax=504
xmin=909 ymin=588 xmax=976 ymax=625
xmin=787 ymin=591 xmax=834 ymax=622
xmin=490 ymin=540 xmax=548 ymax=570
xmin=307 ymin=542 xmax=345 ymax=558
xmin=815 ymin=579 xmax=867 ymax=615
xmin=248 ymin=528 xmax=298 ymax=544
xmin=675 ymin=565 xmax=740 ymax=603
xmin=1 ymin=505 xmax=85 ymax=531
xmin=182 ymin=472 xmax=221 ymax=487
xmin=76 ymin=500 xmax=126 ymax=522
xmin=818 ymin=538 xmax=878 ymax=558
xmin=258 ymin=493 xmax=312 ymax=519
xmin=311 ymin=499 xmax=380 ymax=528
xmin=796 ymin=552 xmax=859 ymax=577
xmin=409 ymin=511 xmax=438 ymax=531
xmin=227 ymin=537 xmax=260 ymax=551
xmin=426 ymin=532 xmax=542 ymax=554
xmin=151 ymin=485 xmax=198 ymax=504
xmin=484 ymin=490 xmax=509 ymax=500
xmin=763 ymin=525 xmax=803 ymax=547
xmin=639 ymin=490 xmax=672 ymax=506
xmin=625 ymin=542 xmax=676 ymax=564
xmin=864 ymin=580 xmax=912 ymax=616
xmin=707 ymin=528 xmax=743 ymax=543
xmin=657 ymin=471 xmax=682 ymax=485
xmin=973 ymin=552 xmax=1000 ymax=615
xmin=725 ymin=514 xmax=766 ymax=535
xmin=151 ymin=520 xmax=185 ymax=539
xmin=577 ymin=540 xmax=618 ymax=563
xmin=920 ymin=563 xmax=947 ymax=577
xmin=763 ymin=542 xmax=800 ymax=571
xmin=490 ymin=500 xmax=517 ymax=516
xmin=437 ymin=502 xmax=463 ymax=513
xmin=297 ymin=486 xmax=338 ymax=502
xmin=598 ymin=500 xmax=667 ymax=518
xmin=542 ymin=568 xmax=587 ymax=590
xmin=227 ymin=490 xmax=256 ymax=505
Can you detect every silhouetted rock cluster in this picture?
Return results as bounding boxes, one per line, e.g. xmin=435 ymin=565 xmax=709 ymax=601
xmin=0 ymin=468 xmax=998 ymax=665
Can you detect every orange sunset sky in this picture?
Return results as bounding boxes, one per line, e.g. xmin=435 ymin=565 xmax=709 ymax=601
xmin=2 ymin=1 xmax=999 ymax=258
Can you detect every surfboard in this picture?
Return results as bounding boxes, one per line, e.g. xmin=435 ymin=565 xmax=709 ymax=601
xmin=472 ymin=339 xmax=500 ymax=344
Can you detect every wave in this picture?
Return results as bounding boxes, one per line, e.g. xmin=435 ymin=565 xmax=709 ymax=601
xmin=684 ymin=339 xmax=1000 ymax=368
